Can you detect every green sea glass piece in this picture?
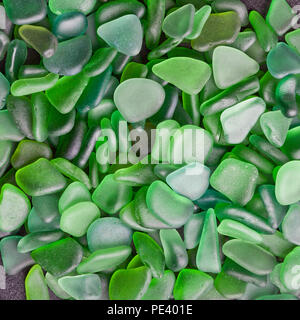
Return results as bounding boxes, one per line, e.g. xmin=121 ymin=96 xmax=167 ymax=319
xmin=0 ymin=72 xmax=10 ymax=109
xmin=58 ymin=274 xmax=102 ymax=300
xmin=147 ymin=37 xmax=182 ymax=61
xmin=92 ymin=174 xmax=133 ymax=214
xmin=281 ymin=127 xmax=300 ymax=160
xmin=0 ymin=5 xmax=7 ymax=31
xmin=146 ymin=181 xmax=194 ymax=229
xmin=249 ymin=134 xmax=289 ymax=166
xmin=281 ymin=247 xmax=300 ymax=291
xmin=259 ymin=71 xmax=279 ymax=106
xmin=222 ymin=258 xmax=268 ymax=288
xmin=19 ymin=25 xmax=58 ymax=58
xmin=186 ymin=5 xmax=211 ymax=40
xmin=196 ymin=208 xmax=221 ymax=273
xmin=249 ymin=10 xmax=278 ymax=52
xmin=0 ymin=184 xmax=30 ymax=232
xmin=0 ymin=110 xmax=24 ymax=142
xmin=45 ymin=272 xmax=71 ymax=300
xmin=220 ymin=97 xmax=266 ymax=144
xmin=27 ymin=208 xmax=60 ymax=233
xmin=127 ymin=255 xmax=143 ymax=269
xmin=166 ymin=162 xmax=210 ymax=201
xmin=191 ymin=12 xmax=241 ymax=52
xmin=114 ymin=78 xmax=165 ymax=123
xmin=120 ymin=201 xmax=155 ymax=233
xmin=3 ymin=0 xmax=47 ymax=25
xmin=223 ymin=239 xmax=277 ymax=275
xmin=215 ymin=203 xmax=275 ymax=234
xmin=114 ymin=163 xmax=157 ymax=187
xmin=142 ymin=270 xmax=175 ymax=300
xmin=275 ymin=161 xmax=300 ymax=205
xmin=51 ymin=158 xmax=92 ymax=190
xmin=5 ymin=39 xmax=27 ymax=83
xmin=11 ymin=140 xmax=52 ymax=169
xmin=11 ymin=72 xmax=59 ymax=97
xmin=266 ymin=0 xmax=296 ymax=36
xmin=210 ymin=159 xmax=259 ymax=206
xmin=31 ymin=93 xmax=49 ymax=143
xmin=145 ymin=0 xmax=165 ymax=50
xmin=0 ymin=31 xmax=9 ymax=61
xmin=260 ymin=110 xmax=291 ymax=147
xmin=152 ymin=57 xmax=211 ymax=95
xmin=25 ymin=264 xmax=49 ymax=300
xmin=53 ymin=12 xmax=88 ymax=41
xmin=97 ymin=14 xmax=143 ymax=56
xmin=109 ymin=266 xmax=152 ymax=300
xmin=230 ymin=30 xmax=257 ymax=51
xmin=184 ymin=213 xmax=205 ymax=249
xmin=17 ymin=230 xmax=64 ymax=253
xmin=49 ymin=0 xmax=96 ymax=15
xmin=213 ymin=46 xmax=259 ymax=90
xmin=134 ymin=186 xmax=170 ymax=230
xmin=120 ymin=62 xmax=148 ymax=83
xmin=16 ymin=158 xmax=67 ymax=197
xmin=88 ymin=99 xmax=116 ymax=127
xmin=160 ymin=229 xmax=188 ymax=272
xmin=31 ymin=237 xmax=83 ymax=277
xmin=276 ymin=75 xmax=299 ymax=118
xmin=267 ymin=43 xmax=300 ymax=79
xmin=173 ymin=269 xmax=213 ymax=300
xmin=6 ymin=95 xmax=33 ymax=139
xmin=75 ymin=66 xmax=112 ymax=114
xmin=87 ymin=217 xmax=132 ymax=252
xmin=32 ymin=193 xmax=60 ymax=224
xmin=259 ymin=184 xmax=287 ymax=230
xmin=0 ymin=140 xmax=14 ymax=168
xmin=162 ymin=4 xmax=195 ymax=39
xmin=261 ymin=231 xmax=294 ymax=259
xmin=282 ymin=204 xmax=300 ymax=245
xmin=217 ymin=219 xmax=263 ymax=244
xmin=58 ymin=181 xmax=91 ymax=213
xmin=212 ymin=0 xmax=249 ymax=26
xmin=83 ymin=47 xmax=117 ymax=78
xmin=77 ymin=245 xmax=132 ymax=274
xmin=60 ymin=202 xmax=100 ymax=237
xmin=286 ymin=29 xmax=300 ymax=54
xmin=46 ymin=72 xmax=89 ymax=114
xmin=0 ymin=236 xmax=34 ymax=275
xmin=215 ymin=270 xmax=247 ymax=299
xmin=95 ymin=0 xmax=145 ymax=26
xmin=18 ymin=65 xmax=48 ymax=79
xmin=133 ymin=232 xmax=165 ymax=278
xmin=231 ymin=145 xmax=274 ymax=175
xmin=195 ymin=189 xmax=230 ymax=211
xmin=43 ymin=36 xmax=92 ymax=76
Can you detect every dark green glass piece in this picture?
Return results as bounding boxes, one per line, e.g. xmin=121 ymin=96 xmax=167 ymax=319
xmin=31 ymin=237 xmax=83 ymax=277
xmin=5 ymin=39 xmax=27 ymax=83
xmin=43 ymin=36 xmax=92 ymax=76
xmin=16 ymin=158 xmax=67 ymax=196
xmin=53 ymin=12 xmax=88 ymax=41
xmin=3 ymin=0 xmax=47 ymax=25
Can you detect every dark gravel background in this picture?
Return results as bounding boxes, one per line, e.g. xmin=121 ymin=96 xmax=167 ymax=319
xmin=0 ymin=0 xmax=299 ymax=300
